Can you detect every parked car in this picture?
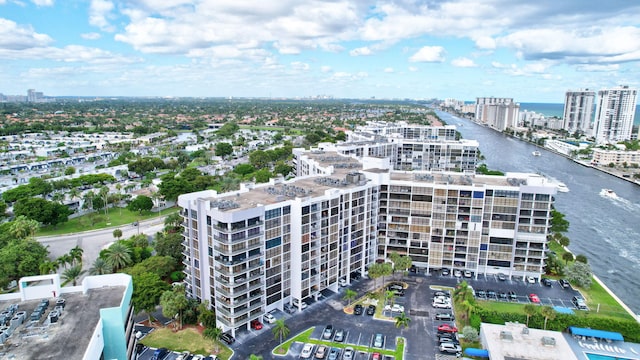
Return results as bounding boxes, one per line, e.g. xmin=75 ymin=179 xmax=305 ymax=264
xmin=487 ymin=290 xmax=497 ymax=299
xmin=333 ymin=329 xmax=345 ymax=342
xmin=542 ymin=278 xmax=552 ymax=287
xmin=342 ymin=347 xmax=354 ymax=360
xmin=339 ymin=278 xmax=347 ymax=287
xmin=371 ymin=353 xmax=381 ymax=360
xmin=572 ymin=296 xmax=589 ymax=310
xmin=439 ymin=342 xmax=462 ymax=354
xmin=314 ymin=345 xmax=328 ymax=359
xmin=463 ymin=270 xmax=472 ymax=278
xmin=327 ymin=347 xmax=340 ymax=360
xmin=300 ymin=343 xmax=315 ymax=359
xmin=432 ymin=300 xmax=452 ymax=309
xmin=250 ymin=319 xmax=263 ymax=330
xmin=293 ymin=298 xmax=308 ymax=309
xmin=453 ymin=270 xmax=462 ymax=278
xmin=384 ymin=304 xmax=405 ymax=312
xmin=435 ymin=313 xmax=455 ymax=321
xmin=508 ymin=291 xmax=518 ymax=300
xmin=528 ymin=293 xmax=540 ymax=303
xmin=176 ymin=351 xmax=190 ymax=360
xmin=322 ymin=325 xmax=334 ymax=340
xmin=497 ymin=273 xmax=507 ymax=281
xmin=498 ymin=292 xmax=508 ymax=300
xmin=387 ymin=283 xmax=404 ymax=291
xmin=283 ymin=303 xmax=296 ymax=314
xmin=438 ymin=336 xmax=460 ymax=345
xmin=263 ymin=312 xmax=276 ymax=324
xmin=151 ymin=348 xmax=168 ymax=360
xmin=220 ymin=333 xmax=235 ymax=345
xmin=366 ymin=305 xmax=376 ymax=316
xmin=353 ymin=304 xmax=364 ymax=315
xmin=438 ymin=332 xmax=458 ymax=340
xmin=441 ymin=268 xmax=450 ymax=276
xmin=434 ymin=291 xmax=450 ymax=298
xmin=559 ymin=279 xmax=571 ymax=288
xmin=373 ymin=333 xmax=384 ymax=348
xmin=476 ymin=289 xmax=486 ymax=298
xmin=526 ymin=276 xmax=536 ymax=284
xmin=437 ymin=324 xmax=458 ymax=333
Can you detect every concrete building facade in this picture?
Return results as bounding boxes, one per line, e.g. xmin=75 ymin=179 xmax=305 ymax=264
xmin=475 ymin=97 xmax=520 ymax=131
xmin=593 ymin=86 xmax=638 ymax=144
xmin=563 ymin=89 xmax=596 ymax=135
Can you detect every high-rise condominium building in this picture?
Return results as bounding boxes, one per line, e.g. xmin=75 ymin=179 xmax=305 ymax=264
xmin=593 ymin=86 xmax=638 ymax=144
xmin=177 ymin=124 xmax=555 ymax=337
xmin=562 ymin=89 xmax=595 ymax=135
xmin=475 ymin=97 xmax=520 ymax=131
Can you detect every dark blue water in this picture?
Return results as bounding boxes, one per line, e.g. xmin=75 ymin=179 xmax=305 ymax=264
xmin=519 ymin=102 xmax=640 ymax=126
xmin=438 ymin=110 xmax=640 ymax=315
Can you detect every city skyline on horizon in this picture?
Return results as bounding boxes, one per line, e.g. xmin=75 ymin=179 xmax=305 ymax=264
xmin=2 ymin=0 xmax=640 ymax=103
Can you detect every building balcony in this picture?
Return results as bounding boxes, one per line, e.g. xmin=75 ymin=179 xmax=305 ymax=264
xmin=214 ymin=241 xmax=262 ymax=256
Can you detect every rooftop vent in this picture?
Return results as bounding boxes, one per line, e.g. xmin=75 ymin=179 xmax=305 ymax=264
xmin=500 ymin=331 xmax=513 ymax=341
xmin=541 ymin=336 xmax=556 ymax=346
xmin=522 ymin=327 xmax=530 ymax=335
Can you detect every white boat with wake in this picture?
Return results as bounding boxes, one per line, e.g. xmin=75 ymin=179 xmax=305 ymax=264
xmin=556 ymin=183 xmax=569 ymax=193
xmin=532 ymin=151 xmax=541 ymax=156
xmin=600 ymin=188 xmax=618 ymax=199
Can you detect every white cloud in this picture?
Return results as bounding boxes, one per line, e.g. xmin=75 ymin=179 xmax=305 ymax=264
xmin=408 ymin=66 xmax=418 ymax=72
xmin=409 ymin=46 xmax=445 ymax=63
xmin=0 ymin=18 xmax=53 ymax=50
xmin=349 ymin=46 xmax=372 ymax=56
xmin=81 ymin=32 xmax=101 ymax=40
xmin=451 ymin=57 xmax=476 ymax=68
xmin=383 ymin=67 xmax=394 ymax=73
xmin=291 ymin=61 xmax=310 ymax=71
xmin=89 ymin=0 xmax=115 ymax=32
xmin=575 ymin=64 xmax=620 ymax=72
xmin=321 ymin=65 xmax=332 ymax=73
xmin=31 ymin=0 xmax=53 ymax=6
xmin=474 ymin=36 xmax=496 ymax=50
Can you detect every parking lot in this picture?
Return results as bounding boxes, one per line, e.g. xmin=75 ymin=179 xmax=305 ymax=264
xmin=160 ymin=271 xmax=586 ymax=359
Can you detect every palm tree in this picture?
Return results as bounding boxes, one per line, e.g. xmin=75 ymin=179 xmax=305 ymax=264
xmin=384 ymin=290 xmax=396 ymax=307
xmin=39 ymin=260 xmax=59 ymax=275
xmin=523 ymin=304 xmax=538 ymax=326
xmin=68 ymin=187 xmax=80 ymax=202
xmin=540 ymin=306 xmax=556 ymax=330
xmin=165 ymin=212 xmax=182 ymax=229
xmin=56 ymin=253 xmax=73 ymax=269
xmin=562 ymin=252 xmax=574 ymax=264
xmin=453 ymin=281 xmax=474 ymax=304
xmin=343 ymin=289 xmax=357 ymax=306
xmin=458 ymin=298 xmax=476 ymax=322
xmin=99 ymin=186 xmax=110 ymax=217
xmin=394 ymin=312 xmax=411 ymax=332
xmin=69 ymin=246 xmax=84 ymax=266
xmin=203 ymin=327 xmax=222 ymax=354
xmin=272 ymin=319 xmax=290 ymax=348
xmin=113 ymin=228 xmax=123 ymax=240
xmin=61 ymin=265 xmax=86 ymax=286
xmin=104 ymin=242 xmax=132 ymax=271
xmin=89 ymin=258 xmax=112 ymax=275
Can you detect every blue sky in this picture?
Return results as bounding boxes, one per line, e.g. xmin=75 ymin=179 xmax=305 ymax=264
xmin=2 ymin=0 xmax=640 ymax=102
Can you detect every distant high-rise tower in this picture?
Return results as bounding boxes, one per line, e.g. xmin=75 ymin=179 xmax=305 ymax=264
xmin=562 ymin=89 xmax=595 ymax=135
xmin=475 ymin=97 xmax=519 ymax=131
xmin=593 ymin=86 xmax=638 ymax=144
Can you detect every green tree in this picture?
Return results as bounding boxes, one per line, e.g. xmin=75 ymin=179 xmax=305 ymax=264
xmin=69 ymin=246 xmax=84 ymax=266
xmin=113 ymin=228 xmax=123 ymax=240
xmin=550 ymin=210 xmax=570 ymax=234
xmin=64 ymin=166 xmax=76 ymax=176
xmin=343 ymin=289 xmax=357 ymax=306
xmin=9 ymin=215 xmax=39 ymax=239
xmin=540 ymin=306 xmax=556 ymax=330
xmin=132 ymin=272 xmax=170 ymax=323
xmin=13 ymin=197 xmax=70 ymax=227
xmin=197 ymin=301 xmax=217 ymax=328
xmin=104 ymin=242 xmax=133 ymax=272
xmin=125 ymin=256 xmax=176 ymax=278
xmin=462 ymin=326 xmax=479 ymax=342
xmin=254 ymin=168 xmax=272 ymax=183
xmin=394 ymin=312 xmax=411 ymax=332
xmin=558 ymin=235 xmax=570 ymax=247
xmin=575 ymin=254 xmax=588 ymax=263
xmin=127 ymin=195 xmax=154 ymax=214
xmin=0 ymin=239 xmax=49 ymax=288
xmin=61 ymin=264 xmax=86 ymax=286
xmin=215 ymin=142 xmax=233 ymax=157
xmin=160 ymin=285 xmax=189 ymax=329
xmin=154 ymin=232 xmax=185 ymax=261
xmin=203 ymin=327 xmax=223 ymax=354
xmin=249 ymin=150 xmax=271 ymax=169
xmin=272 ymin=319 xmax=290 ymax=346
xmin=384 ymin=290 xmax=396 ymax=308
xmin=565 ymin=261 xmax=593 ymax=289
xmin=89 ymin=258 xmax=112 ymax=275
xmin=233 ymin=163 xmax=255 ymax=176
xmin=39 ymin=260 xmax=59 ymax=275
xmin=164 ymin=212 xmax=183 ymax=229
xmin=523 ymin=304 xmax=537 ymax=326
xmin=562 ymin=252 xmax=574 ymax=265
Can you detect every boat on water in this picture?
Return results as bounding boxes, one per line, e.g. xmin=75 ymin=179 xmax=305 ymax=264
xmin=532 ymin=151 xmax=541 ymax=156
xmin=600 ymin=188 xmax=618 ymax=199
xmin=556 ymin=183 xmax=570 ymax=193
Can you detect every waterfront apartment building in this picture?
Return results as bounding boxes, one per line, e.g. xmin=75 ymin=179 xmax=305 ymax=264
xmin=177 ymin=125 xmax=555 ymax=337
xmin=475 ymin=97 xmax=520 ymax=131
xmin=563 ymin=89 xmax=596 ymax=135
xmin=592 ymin=148 xmax=640 ymax=167
xmin=593 ymin=86 xmax=638 ymax=144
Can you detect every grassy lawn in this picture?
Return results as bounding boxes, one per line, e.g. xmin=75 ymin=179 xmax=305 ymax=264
xmin=140 ymin=327 xmax=233 ymax=360
xmin=36 ymin=207 xmax=179 ymax=236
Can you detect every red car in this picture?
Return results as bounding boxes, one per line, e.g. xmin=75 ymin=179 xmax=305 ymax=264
xmin=529 ymin=294 xmax=540 ymax=303
xmin=437 ymin=324 xmax=458 ymax=333
xmin=250 ymin=319 xmax=263 ymax=330
xmin=371 ymin=353 xmax=381 ymax=360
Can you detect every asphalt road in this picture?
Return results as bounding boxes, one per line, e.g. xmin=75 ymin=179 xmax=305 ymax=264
xmin=36 ymin=216 xmax=167 ymax=273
